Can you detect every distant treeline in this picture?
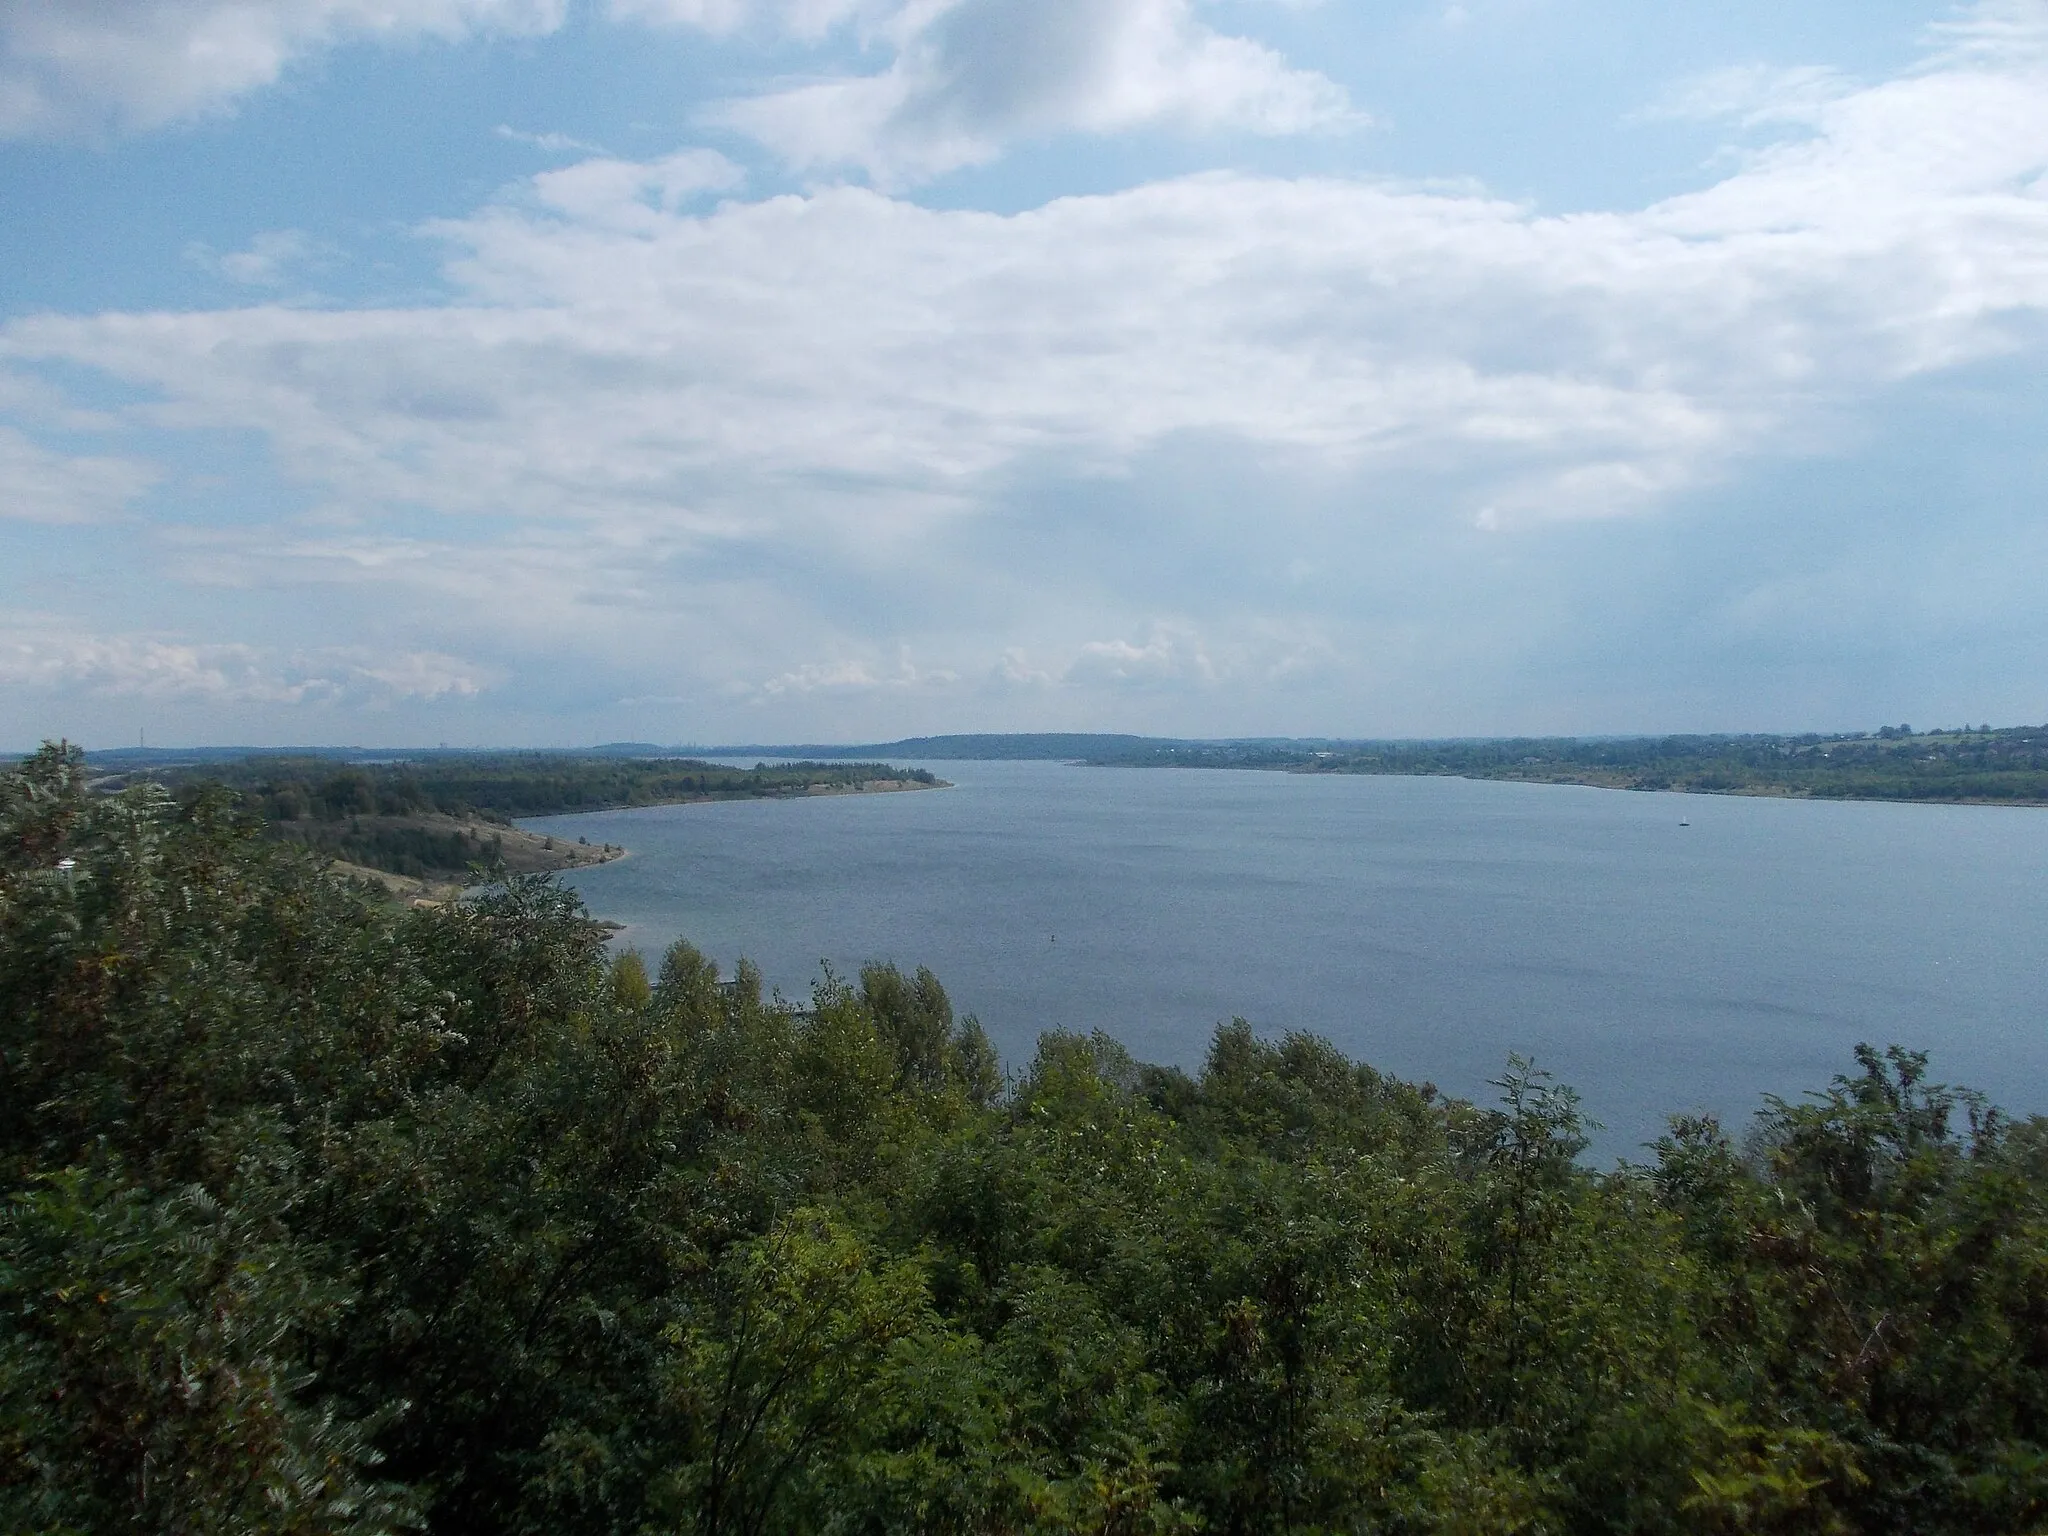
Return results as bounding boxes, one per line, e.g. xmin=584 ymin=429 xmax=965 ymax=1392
xmin=272 ymin=820 xmax=506 ymax=881
xmin=1087 ymin=724 xmax=2048 ymax=803
xmin=708 ymin=733 xmax=1166 ymax=761
xmin=106 ymin=753 xmax=939 ymax=825
xmin=8 ymin=740 xmax=2048 ymax=1534
xmin=81 ymin=753 xmax=938 ymax=881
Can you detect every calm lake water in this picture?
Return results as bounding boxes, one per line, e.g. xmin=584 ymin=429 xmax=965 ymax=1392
xmin=526 ymin=760 xmax=2048 ymax=1159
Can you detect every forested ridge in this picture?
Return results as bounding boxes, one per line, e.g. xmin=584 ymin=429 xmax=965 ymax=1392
xmin=111 ymin=753 xmax=943 ymax=821
xmin=1084 ymin=726 xmax=2048 ymax=804
xmin=93 ymin=754 xmax=941 ymax=883
xmin=5 ymin=740 xmax=2047 ymax=1534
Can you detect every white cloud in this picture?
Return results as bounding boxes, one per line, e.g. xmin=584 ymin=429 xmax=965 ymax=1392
xmin=754 ymin=647 xmax=958 ymax=699
xmin=1650 ymin=64 xmax=1852 ymax=129
xmin=3 ymin=172 xmax=1742 ymax=530
xmin=1065 ymin=625 xmax=1216 ymax=689
xmin=1932 ymin=0 xmax=2048 ymax=63
xmin=714 ymin=0 xmax=1355 ymax=184
xmin=0 ymin=619 xmax=491 ymax=704
xmin=0 ymin=0 xmax=567 ymax=139
xmin=0 ymin=369 xmax=121 ymax=432
xmin=186 ymin=228 xmax=328 ymax=288
xmin=496 ymin=124 xmax=606 ymax=154
xmin=0 ymin=426 xmax=157 ymax=523
xmin=20 ymin=12 xmax=2044 ymax=547
xmin=607 ymin=0 xmax=877 ymax=41
xmin=759 ymin=658 xmax=884 ymax=695
xmin=347 ymin=648 xmax=494 ymax=700
xmin=609 ymin=0 xmax=752 ymax=30
xmin=1056 ymin=621 xmax=1331 ymax=692
xmin=523 ymin=148 xmax=746 ymax=227
xmin=987 ymin=648 xmax=1052 ymax=689
xmin=5 ymin=3 xmax=2048 ymax=727
xmin=721 ymin=626 xmax=1323 ymax=706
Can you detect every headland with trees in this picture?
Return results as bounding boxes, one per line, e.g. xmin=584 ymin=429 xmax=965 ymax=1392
xmin=87 ymin=751 xmax=943 ymax=898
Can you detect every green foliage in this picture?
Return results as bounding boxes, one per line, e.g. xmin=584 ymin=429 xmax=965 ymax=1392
xmin=131 ymin=753 xmax=940 ymax=825
xmin=84 ymin=751 xmax=940 ymax=883
xmin=0 ymin=1169 xmax=415 ymax=1536
xmin=1088 ymin=726 xmax=2048 ymax=804
xmin=655 ymin=1208 xmax=935 ymax=1533
xmin=4 ymin=741 xmax=2046 ymax=1534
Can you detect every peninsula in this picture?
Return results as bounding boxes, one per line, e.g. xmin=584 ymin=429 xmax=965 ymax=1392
xmin=97 ymin=751 xmax=943 ymax=900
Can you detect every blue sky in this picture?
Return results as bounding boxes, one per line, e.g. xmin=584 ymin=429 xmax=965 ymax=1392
xmin=3 ymin=0 xmax=2045 ymax=747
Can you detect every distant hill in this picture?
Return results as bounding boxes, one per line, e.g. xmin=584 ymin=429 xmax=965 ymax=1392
xmin=74 ymin=737 xmax=1171 ymax=769
xmin=1079 ymin=727 xmax=2048 ymax=804
xmin=80 ymin=744 xmax=702 ymax=770
xmin=60 ymin=726 xmax=2048 ymax=802
xmin=709 ymin=726 xmax=2048 ymax=802
xmin=707 ymin=733 xmax=1178 ymax=760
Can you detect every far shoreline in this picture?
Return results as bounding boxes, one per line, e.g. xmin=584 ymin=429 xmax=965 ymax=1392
xmin=1087 ymin=757 xmax=2048 ymax=810
xmin=343 ymin=775 xmax=947 ymax=906
xmin=1310 ymin=769 xmax=2048 ymax=810
xmin=512 ymin=773 xmax=951 ymax=856
xmin=1376 ymin=774 xmax=2048 ymax=811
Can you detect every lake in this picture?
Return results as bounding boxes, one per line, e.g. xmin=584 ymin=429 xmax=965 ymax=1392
xmin=525 ymin=759 xmax=2048 ymax=1159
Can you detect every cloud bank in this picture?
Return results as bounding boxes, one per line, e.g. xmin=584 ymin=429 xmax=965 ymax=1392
xmin=0 ymin=427 xmax=158 ymax=524
xmin=0 ymin=0 xmax=566 ymax=139
xmin=4 ymin=3 xmax=2048 ymax=739
xmin=13 ymin=18 xmax=2043 ymax=518
xmin=0 ymin=0 xmax=1342 ymax=166
xmin=712 ymin=0 xmax=1356 ymax=184
xmin=0 ymin=618 xmax=489 ymax=706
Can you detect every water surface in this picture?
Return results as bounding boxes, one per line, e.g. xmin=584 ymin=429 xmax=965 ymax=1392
xmin=527 ymin=760 xmax=2048 ymax=1158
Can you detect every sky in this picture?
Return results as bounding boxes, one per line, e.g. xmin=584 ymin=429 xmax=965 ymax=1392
xmin=2 ymin=0 xmax=2046 ymax=748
